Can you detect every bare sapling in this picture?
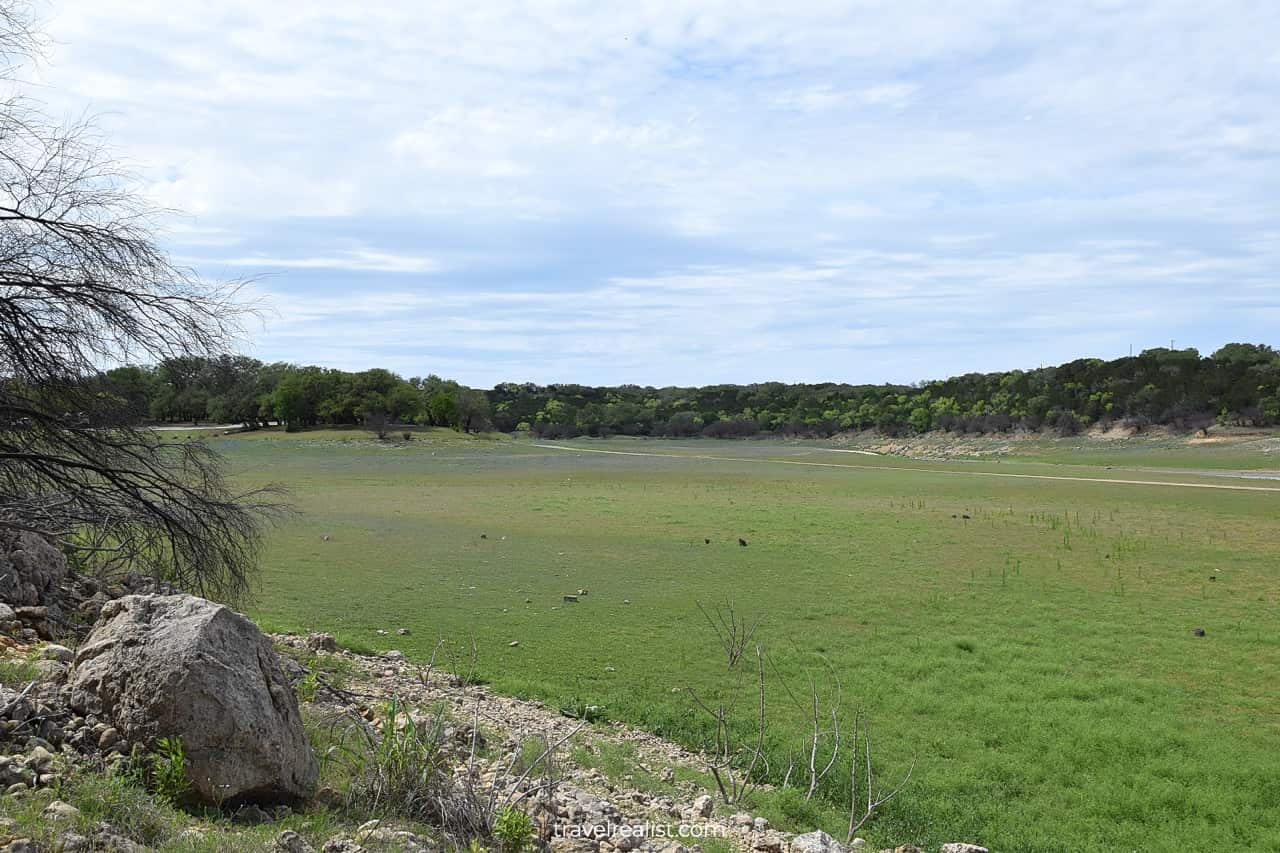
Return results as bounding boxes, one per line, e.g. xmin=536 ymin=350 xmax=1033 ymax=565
xmin=696 ymin=600 xmax=760 ymax=668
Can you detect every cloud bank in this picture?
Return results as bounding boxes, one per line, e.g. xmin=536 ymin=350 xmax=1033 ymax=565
xmin=32 ymin=0 xmax=1280 ymax=385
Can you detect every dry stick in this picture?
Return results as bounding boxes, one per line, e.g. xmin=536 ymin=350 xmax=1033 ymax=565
xmin=777 ymin=653 xmax=842 ymax=802
xmin=806 ymin=707 xmax=843 ymax=801
xmin=696 ymin=600 xmax=759 ymax=668
xmin=805 ymin=673 xmax=821 ymax=800
xmin=688 ymin=645 xmax=768 ymax=804
xmin=417 ymin=638 xmax=448 ymax=689
xmin=685 ymin=686 xmax=734 ymax=802
xmin=846 ymin=710 xmax=861 ymax=842
xmin=0 ymin=680 xmax=36 ymax=717
xmin=739 ymin=643 xmax=768 ymax=803
xmin=312 ymin=673 xmax=365 ymax=705
xmin=847 ymin=714 xmax=916 ymax=837
xmin=502 ymin=720 xmax=586 ymax=810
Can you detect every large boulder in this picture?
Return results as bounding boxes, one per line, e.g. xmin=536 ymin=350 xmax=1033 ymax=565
xmin=0 ymin=530 xmax=67 ymax=607
xmin=68 ymin=594 xmax=318 ymax=805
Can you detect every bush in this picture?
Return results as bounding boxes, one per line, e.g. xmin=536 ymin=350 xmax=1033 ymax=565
xmin=493 ymin=804 xmax=535 ymax=853
xmin=338 ymin=697 xmax=493 ymax=842
xmin=151 ymin=736 xmax=193 ymax=806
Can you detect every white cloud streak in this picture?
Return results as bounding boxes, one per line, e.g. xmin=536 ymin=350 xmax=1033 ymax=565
xmin=26 ymin=0 xmax=1280 ymax=383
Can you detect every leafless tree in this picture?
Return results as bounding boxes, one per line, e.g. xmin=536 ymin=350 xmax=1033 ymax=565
xmin=696 ymin=599 xmax=759 ymax=668
xmin=846 ymin=711 xmax=915 ymax=840
xmin=686 ymin=643 xmax=767 ymax=804
xmin=0 ymin=1 xmax=280 ymax=601
xmin=769 ymin=653 xmax=842 ymax=801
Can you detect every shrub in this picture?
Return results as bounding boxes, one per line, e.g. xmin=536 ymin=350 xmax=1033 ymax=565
xmin=151 ymin=736 xmax=193 ymax=806
xmin=296 ymin=670 xmax=320 ymax=703
xmin=493 ymin=804 xmax=536 ymax=853
xmin=339 ymin=697 xmax=494 ymax=840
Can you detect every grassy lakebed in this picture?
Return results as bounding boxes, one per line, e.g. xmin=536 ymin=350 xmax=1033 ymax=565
xmin=215 ymin=428 xmax=1280 ymax=852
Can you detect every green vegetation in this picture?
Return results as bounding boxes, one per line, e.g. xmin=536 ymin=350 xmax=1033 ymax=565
xmin=216 ymin=429 xmax=1280 ymax=852
xmin=0 ymin=766 xmax=360 ymax=851
xmin=340 ymin=697 xmax=450 ymax=823
xmin=492 ymin=804 xmax=536 ymax=853
xmin=106 ymin=342 xmax=1280 ymax=438
xmin=150 ymin=737 xmax=193 ymax=807
xmin=0 ymin=652 xmax=38 ymax=685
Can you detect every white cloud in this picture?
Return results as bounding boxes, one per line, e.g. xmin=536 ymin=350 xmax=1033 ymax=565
xmin=20 ymin=0 xmax=1280 ymax=383
xmin=236 ymin=234 xmax=1280 ymax=385
xmin=210 ymin=250 xmax=441 ymax=275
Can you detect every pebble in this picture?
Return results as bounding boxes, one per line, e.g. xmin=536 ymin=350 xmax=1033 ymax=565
xmin=40 ymin=644 xmax=74 ymax=663
xmin=42 ymin=799 xmax=80 ymax=820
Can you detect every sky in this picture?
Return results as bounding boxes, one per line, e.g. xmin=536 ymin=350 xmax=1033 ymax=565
xmin=27 ymin=0 xmax=1280 ymax=387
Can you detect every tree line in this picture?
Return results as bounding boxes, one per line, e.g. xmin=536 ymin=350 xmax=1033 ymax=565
xmin=105 ymin=343 xmax=1280 ymax=439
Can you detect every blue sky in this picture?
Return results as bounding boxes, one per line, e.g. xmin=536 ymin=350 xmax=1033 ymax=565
xmin=33 ymin=0 xmax=1280 ymax=387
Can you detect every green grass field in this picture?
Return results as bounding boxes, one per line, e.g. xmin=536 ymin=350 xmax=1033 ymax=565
xmin=217 ymin=428 xmax=1280 ymax=852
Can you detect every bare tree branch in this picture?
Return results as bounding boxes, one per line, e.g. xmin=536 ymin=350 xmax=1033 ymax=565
xmin=0 ymin=2 xmax=281 ymax=602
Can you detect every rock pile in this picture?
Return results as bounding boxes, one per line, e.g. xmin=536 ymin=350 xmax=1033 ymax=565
xmin=278 ymin=635 xmax=988 ymax=853
xmin=1 ymin=528 xmax=179 ymax=643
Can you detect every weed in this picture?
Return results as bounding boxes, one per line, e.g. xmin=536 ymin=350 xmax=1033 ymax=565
xmin=492 ymin=804 xmax=536 ymax=853
xmin=151 ymin=737 xmax=193 ymax=806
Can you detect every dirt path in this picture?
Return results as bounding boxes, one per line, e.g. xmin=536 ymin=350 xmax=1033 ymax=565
xmin=530 ymin=444 xmax=1280 ymax=494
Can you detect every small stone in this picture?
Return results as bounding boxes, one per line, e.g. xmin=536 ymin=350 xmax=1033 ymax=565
xmin=27 ymin=745 xmax=53 ymax=769
xmin=355 ymin=819 xmax=396 ymax=844
xmin=848 ymin=841 xmax=866 ymax=850
xmin=753 ymin=817 xmax=770 ymax=832
xmin=6 ymin=781 xmax=29 ymax=795
xmin=689 ymin=793 xmax=713 ymax=817
xmin=307 ymin=633 xmax=339 ymax=653
xmin=322 ymin=840 xmax=366 ymax=853
xmin=40 ymin=644 xmax=74 ymax=663
xmin=396 ymin=627 xmax=411 ymax=635
xmin=2 ymin=839 xmax=37 ymax=853
xmin=940 ymin=846 xmax=989 ymax=853
xmin=313 ymin=785 xmax=344 ymax=809
xmin=97 ymin=727 xmax=120 ymax=751
xmin=93 ymin=830 xmax=144 ymax=853
xmin=33 ymin=660 xmax=68 ymax=683
xmin=232 ymin=803 xmax=272 ymax=824
xmin=383 ymin=650 xmax=406 ymax=662
xmin=754 ymin=834 xmax=786 ymax=853
xmin=42 ymin=799 xmax=80 ymax=820
xmin=790 ymin=831 xmax=847 ymax=853
xmin=731 ymin=812 xmax=753 ymax=827
xmin=54 ymin=833 xmax=90 ymax=852
xmin=508 ymin=640 xmax=519 ymax=647
xmin=277 ymin=830 xmax=315 ymax=853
